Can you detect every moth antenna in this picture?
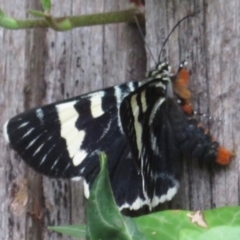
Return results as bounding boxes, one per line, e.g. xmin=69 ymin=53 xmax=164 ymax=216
xmin=158 ymin=14 xmax=197 ymax=63
xmin=134 ymin=16 xmax=157 ymax=65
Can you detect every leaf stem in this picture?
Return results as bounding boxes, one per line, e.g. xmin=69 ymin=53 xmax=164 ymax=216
xmin=0 ymin=7 xmax=145 ymax=31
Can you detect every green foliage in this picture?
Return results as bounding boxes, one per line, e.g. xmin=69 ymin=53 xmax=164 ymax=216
xmin=41 ymin=0 xmax=51 ymax=11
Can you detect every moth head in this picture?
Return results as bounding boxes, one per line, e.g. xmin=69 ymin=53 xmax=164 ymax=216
xmin=146 ymin=62 xmax=173 ymax=79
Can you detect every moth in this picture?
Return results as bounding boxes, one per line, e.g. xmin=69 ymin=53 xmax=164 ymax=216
xmin=3 ymin=60 xmax=232 ymax=211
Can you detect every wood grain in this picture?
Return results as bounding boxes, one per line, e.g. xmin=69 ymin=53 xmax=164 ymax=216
xmin=0 ymin=0 xmax=239 ymax=239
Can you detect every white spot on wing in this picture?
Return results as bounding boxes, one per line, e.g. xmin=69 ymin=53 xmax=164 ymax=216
xmin=140 ymin=90 xmax=147 ymax=112
xmin=114 ymin=82 xmax=141 ymax=133
xmin=166 ymin=185 xmax=178 ymax=200
xmin=150 ymin=81 xmax=166 ymax=89
xmin=38 ymin=136 xmax=53 ymax=165
xmin=36 ymin=108 xmax=44 ymax=122
xmin=26 ymin=135 xmax=42 ymax=150
xmin=40 ymin=154 xmax=48 ymax=165
xmin=130 ymin=197 xmax=147 ymax=210
xmin=119 ymin=197 xmax=147 ymax=211
xmin=3 ymin=120 xmax=10 ymax=143
xmin=141 ymin=171 xmax=179 ymax=210
xmin=119 ymin=202 xmax=130 ymax=211
xmin=89 ymin=91 xmax=105 ymax=118
xmin=56 ymin=101 xmax=87 ymax=166
xmin=128 ymin=82 xmax=135 ymax=92
xmin=56 ymin=101 xmax=78 ymax=122
xmin=141 ymin=174 xmax=149 ymax=204
xmin=18 ymin=122 xmax=29 ymax=129
xmin=83 ymin=180 xmax=90 ymax=198
xmin=150 ymin=131 xmax=160 ymax=155
xmin=114 ymin=86 xmax=125 ymax=132
xmin=149 ymin=98 xmax=165 ymax=125
xmin=98 ymin=119 xmax=112 ymax=141
xmin=33 ymin=142 xmax=45 ymax=156
xmin=22 ymin=128 xmax=34 ymax=139
xmin=39 ymin=145 xmax=55 ymax=165
xmin=73 ymin=149 xmax=88 ymax=166
xmin=51 ymin=157 xmax=59 ymax=170
xmin=131 ymin=94 xmax=142 ymax=158
xmin=71 ymin=176 xmax=82 ymax=181
xmin=64 ymin=127 xmax=85 ymax=158
xmin=151 ymin=185 xmax=178 ymax=208
xmin=62 ymin=163 xmax=70 ymax=175
xmin=114 ymin=86 xmax=122 ymax=106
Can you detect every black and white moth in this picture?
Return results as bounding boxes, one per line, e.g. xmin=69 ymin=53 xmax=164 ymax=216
xmin=3 ymin=61 xmax=232 ymax=211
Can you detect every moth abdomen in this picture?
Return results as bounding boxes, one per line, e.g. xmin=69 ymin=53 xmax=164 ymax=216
xmin=174 ymin=117 xmax=232 ymax=165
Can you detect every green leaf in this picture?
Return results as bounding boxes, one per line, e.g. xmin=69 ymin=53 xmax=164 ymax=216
xmin=179 ymin=229 xmax=201 ymax=240
xmin=135 ymin=207 xmax=240 ymax=240
xmin=198 ymin=226 xmax=240 ymax=240
xmin=86 ymin=152 xmax=146 ymax=240
xmin=179 ymin=226 xmax=240 ymax=240
xmin=0 ymin=8 xmax=5 ymax=17
xmin=41 ymin=0 xmax=51 ymax=11
xmin=48 ymin=225 xmax=86 ymax=238
xmin=0 ymin=13 xmax=18 ymax=29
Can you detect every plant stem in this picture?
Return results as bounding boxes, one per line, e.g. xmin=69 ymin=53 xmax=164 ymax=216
xmin=0 ymin=8 xmax=145 ymax=31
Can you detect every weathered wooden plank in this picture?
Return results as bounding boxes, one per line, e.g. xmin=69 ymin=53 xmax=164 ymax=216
xmin=0 ymin=1 xmax=28 ymax=239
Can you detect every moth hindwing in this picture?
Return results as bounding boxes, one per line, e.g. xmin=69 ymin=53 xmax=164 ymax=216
xmin=3 ymin=62 xmax=232 ymax=211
